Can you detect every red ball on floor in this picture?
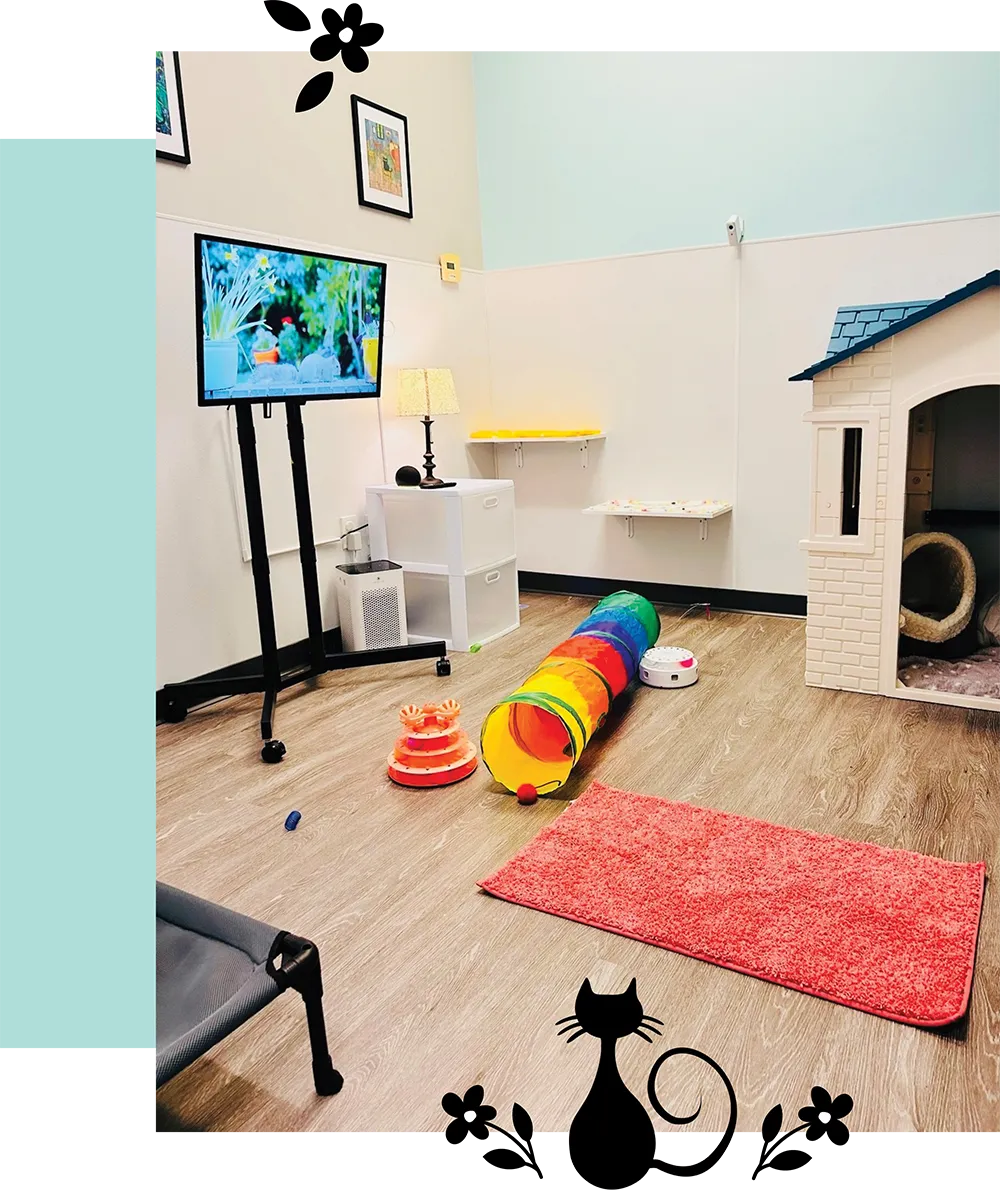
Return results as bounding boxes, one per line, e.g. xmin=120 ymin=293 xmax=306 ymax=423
xmin=517 ymin=784 xmax=538 ymax=805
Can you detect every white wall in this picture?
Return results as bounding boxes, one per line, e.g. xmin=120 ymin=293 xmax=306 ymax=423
xmin=484 ymin=246 xmax=738 ymax=588
xmin=483 ymin=214 xmax=1000 ymax=595
xmin=156 ymin=53 xmax=492 ymax=686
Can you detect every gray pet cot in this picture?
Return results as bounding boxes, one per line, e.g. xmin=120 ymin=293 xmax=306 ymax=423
xmin=156 ymin=882 xmax=343 ymax=1096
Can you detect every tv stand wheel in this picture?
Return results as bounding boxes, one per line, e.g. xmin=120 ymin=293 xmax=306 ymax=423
xmin=159 ymin=695 xmax=188 ymax=724
xmin=261 ymin=739 xmax=287 ymax=764
xmin=436 ymin=657 xmax=451 ymax=677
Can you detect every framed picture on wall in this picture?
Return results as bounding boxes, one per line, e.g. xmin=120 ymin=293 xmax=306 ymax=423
xmin=351 ymin=95 xmax=413 ymax=219
xmin=156 ymin=51 xmax=190 ymax=165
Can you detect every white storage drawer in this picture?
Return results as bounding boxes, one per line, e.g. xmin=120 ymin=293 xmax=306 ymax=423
xmin=368 ymin=479 xmax=515 ymax=574
xmin=467 ymin=561 xmax=519 ymax=646
xmin=377 ymin=490 xmax=449 ymax=569
xmin=403 ymin=558 xmax=519 ymax=651
xmin=459 ymin=488 xmax=516 ymax=573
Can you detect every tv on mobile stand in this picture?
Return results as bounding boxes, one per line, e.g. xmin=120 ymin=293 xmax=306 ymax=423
xmin=156 ymin=235 xmax=449 ymax=763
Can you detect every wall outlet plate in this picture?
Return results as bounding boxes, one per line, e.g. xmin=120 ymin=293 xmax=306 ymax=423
xmin=439 ymin=254 xmax=461 ymax=283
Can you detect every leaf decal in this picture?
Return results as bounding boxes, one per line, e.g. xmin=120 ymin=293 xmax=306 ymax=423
xmin=768 ymin=1150 xmax=812 ymax=1171
xmin=295 ymin=71 xmax=334 ymax=112
xmin=484 ymin=1149 xmax=527 ymax=1169
xmin=264 ymin=1 xmax=311 ymax=31
xmin=304 ymin=41 xmax=340 ymax=62
xmin=511 ymin=1102 xmax=533 ymax=1143
xmin=761 ymin=1103 xmax=783 ymax=1144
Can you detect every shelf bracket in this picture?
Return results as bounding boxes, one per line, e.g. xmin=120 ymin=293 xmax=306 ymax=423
xmin=580 ymin=439 xmax=589 ymax=469
xmin=625 ymin=515 xmax=635 ymax=539
xmin=514 ymin=441 xmax=523 ymax=469
xmin=699 ymin=518 xmax=708 ymax=541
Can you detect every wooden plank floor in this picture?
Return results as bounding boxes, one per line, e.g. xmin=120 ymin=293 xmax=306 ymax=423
xmin=156 ymin=594 xmax=999 ymax=1132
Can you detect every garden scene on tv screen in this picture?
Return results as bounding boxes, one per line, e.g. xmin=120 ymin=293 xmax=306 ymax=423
xmin=199 ymin=238 xmax=384 ymax=401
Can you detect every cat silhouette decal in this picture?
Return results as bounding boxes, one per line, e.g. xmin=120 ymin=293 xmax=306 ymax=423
xmin=560 ymin=978 xmax=737 ymax=1188
xmin=440 ymin=978 xmax=853 ymax=1182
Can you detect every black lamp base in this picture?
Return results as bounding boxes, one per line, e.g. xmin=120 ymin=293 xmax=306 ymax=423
xmin=419 ymin=415 xmax=456 ymax=488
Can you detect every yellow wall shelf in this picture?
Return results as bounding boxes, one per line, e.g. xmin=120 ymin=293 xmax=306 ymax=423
xmin=467 ymin=432 xmax=606 ymax=469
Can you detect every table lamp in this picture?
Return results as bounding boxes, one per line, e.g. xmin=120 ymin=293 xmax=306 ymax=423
xmin=397 ymin=368 xmax=459 ymax=489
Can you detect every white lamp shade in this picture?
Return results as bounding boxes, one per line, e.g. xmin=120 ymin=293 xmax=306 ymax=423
xmin=397 ymin=368 xmax=459 ymax=417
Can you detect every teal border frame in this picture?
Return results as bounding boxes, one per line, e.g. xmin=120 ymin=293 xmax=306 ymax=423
xmin=11 ymin=4 xmax=516 ymax=1185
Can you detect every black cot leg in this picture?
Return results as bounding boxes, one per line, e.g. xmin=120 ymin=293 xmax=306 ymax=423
xmin=267 ymin=932 xmax=344 ymax=1097
xmin=303 ymin=983 xmax=342 ymax=1097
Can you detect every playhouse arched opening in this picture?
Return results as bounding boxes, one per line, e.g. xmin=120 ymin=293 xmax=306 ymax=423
xmin=897 ymin=384 xmax=1000 ymax=699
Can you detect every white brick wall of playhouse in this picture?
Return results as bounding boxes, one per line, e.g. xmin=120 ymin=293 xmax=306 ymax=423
xmin=805 ymin=341 xmax=892 ymax=693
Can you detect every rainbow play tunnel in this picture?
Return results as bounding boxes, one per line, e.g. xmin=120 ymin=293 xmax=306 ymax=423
xmin=481 ymin=591 xmax=659 ymax=795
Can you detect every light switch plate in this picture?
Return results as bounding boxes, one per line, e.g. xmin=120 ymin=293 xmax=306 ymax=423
xmin=439 ymin=254 xmax=461 ymax=283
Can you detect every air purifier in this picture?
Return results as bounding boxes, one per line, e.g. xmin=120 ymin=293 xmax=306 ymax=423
xmin=335 ymin=560 xmax=408 ymax=652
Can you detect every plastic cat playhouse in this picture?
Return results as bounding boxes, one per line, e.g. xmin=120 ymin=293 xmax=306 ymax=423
xmin=791 ymin=270 xmax=1000 ymax=712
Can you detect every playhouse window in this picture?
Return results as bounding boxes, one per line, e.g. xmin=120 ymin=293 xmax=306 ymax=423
xmin=802 ymin=408 xmax=879 ymax=554
xmin=840 ymin=427 xmax=862 ymax=535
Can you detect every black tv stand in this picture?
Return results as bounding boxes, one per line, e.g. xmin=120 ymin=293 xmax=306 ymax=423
xmin=157 ymin=401 xmax=449 ymax=762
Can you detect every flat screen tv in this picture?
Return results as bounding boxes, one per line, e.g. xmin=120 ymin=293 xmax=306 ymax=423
xmin=196 ymin=233 xmax=387 ymax=405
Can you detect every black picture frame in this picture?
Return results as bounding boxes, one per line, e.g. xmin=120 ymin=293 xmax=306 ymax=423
xmin=194 ymin=232 xmax=389 ymax=408
xmin=351 ymin=95 xmax=413 ymax=219
xmin=156 ymin=51 xmax=191 ymax=165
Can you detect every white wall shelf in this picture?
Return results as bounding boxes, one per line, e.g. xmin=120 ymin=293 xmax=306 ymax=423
xmin=467 ymin=434 xmax=606 ymax=469
xmin=583 ymin=499 xmax=733 ymax=540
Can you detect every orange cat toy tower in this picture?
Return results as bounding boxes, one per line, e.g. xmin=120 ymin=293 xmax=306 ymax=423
xmin=387 ymin=699 xmax=479 ymax=787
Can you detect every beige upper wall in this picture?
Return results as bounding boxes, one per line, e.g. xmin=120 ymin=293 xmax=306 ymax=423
xmin=156 ymin=52 xmax=483 ymax=269
xmin=156 ymin=51 xmax=489 ymax=684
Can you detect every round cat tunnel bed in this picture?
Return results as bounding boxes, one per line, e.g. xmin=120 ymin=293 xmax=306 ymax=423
xmin=898 ymin=532 xmax=976 ymax=643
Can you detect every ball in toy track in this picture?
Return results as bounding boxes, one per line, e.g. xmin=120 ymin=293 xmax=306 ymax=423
xmin=517 ymin=784 xmax=538 ymax=805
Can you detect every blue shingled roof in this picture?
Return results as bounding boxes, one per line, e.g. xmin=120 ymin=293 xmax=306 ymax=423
xmin=826 ymin=300 xmax=934 ymax=357
xmin=790 ymin=270 xmax=1000 ymax=381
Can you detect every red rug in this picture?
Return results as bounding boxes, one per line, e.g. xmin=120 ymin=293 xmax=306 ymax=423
xmin=479 ymin=781 xmax=986 ymax=1026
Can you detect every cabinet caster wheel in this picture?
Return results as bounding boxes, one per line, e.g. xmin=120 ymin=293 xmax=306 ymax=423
xmin=261 ymin=739 xmax=287 ymax=764
xmin=158 ymin=695 xmax=188 ymax=724
xmin=436 ymin=657 xmax=451 ymax=677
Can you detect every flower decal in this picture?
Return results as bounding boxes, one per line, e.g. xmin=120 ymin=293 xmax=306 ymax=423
xmin=797 ymin=1085 xmax=853 ymax=1145
xmin=309 ymin=25 xmax=371 ymax=73
xmin=263 ymin=2 xmax=383 ymax=112
xmin=442 ymin=1085 xmax=497 ymax=1144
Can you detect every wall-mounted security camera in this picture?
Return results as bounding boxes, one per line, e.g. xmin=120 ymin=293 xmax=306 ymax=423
xmin=726 ymin=216 xmax=745 ymax=247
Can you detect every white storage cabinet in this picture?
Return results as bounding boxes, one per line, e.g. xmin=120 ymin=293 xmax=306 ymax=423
xmin=366 ymin=479 xmax=519 ymax=651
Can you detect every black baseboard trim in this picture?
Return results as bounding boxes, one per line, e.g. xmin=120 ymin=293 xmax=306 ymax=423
xmin=158 ymin=578 xmax=803 ymax=709
xmin=518 ymin=572 xmax=807 ymax=618
xmin=158 ymin=626 xmax=344 ymax=698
